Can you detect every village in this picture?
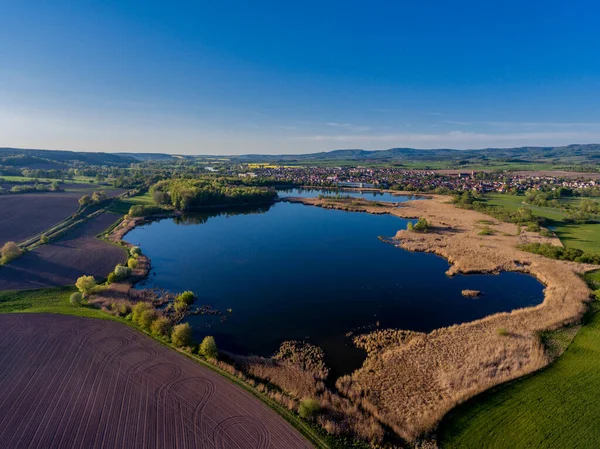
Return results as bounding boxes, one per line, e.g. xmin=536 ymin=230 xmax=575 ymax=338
xmin=238 ymin=164 xmax=600 ymax=194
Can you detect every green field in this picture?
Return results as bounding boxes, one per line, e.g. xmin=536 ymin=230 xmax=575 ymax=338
xmin=438 ymin=274 xmax=600 ymax=448
xmin=108 ymin=192 xmax=154 ymax=214
xmin=483 ymin=194 xmax=600 ymax=254
xmin=0 ymin=175 xmax=97 ymax=184
xmin=0 ymin=286 xmax=121 ymax=320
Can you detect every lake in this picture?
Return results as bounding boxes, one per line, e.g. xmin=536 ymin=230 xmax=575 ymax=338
xmin=277 ymin=187 xmax=418 ymax=203
xmin=127 ymin=195 xmax=544 ymax=378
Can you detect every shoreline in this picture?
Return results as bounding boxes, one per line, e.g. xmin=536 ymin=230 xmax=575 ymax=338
xmin=286 ymin=194 xmax=598 ymax=440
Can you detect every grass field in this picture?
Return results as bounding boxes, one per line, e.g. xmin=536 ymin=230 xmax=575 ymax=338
xmin=0 ymin=286 xmax=119 ymax=319
xmin=438 ymin=271 xmax=600 ymax=448
xmin=483 ymin=193 xmax=600 ymax=253
xmin=108 ymin=192 xmax=154 ymax=214
xmin=0 ymin=175 xmax=97 ymax=184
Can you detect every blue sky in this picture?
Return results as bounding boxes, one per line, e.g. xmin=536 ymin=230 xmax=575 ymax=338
xmin=1 ymin=0 xmax=600 ymax=154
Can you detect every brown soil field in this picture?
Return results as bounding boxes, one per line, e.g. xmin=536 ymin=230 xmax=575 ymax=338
xmin=0 ymin=193 xmax=82 ymax=246
xmin=0 ymin=188 xmax=126 ymax=246
xmin=286 ymin=195 xmax=597 ymax=441
xmin=0 ymin=314 xmax=312 ymax=449
xmin=0 ymin=213 xmax=127 ymax=290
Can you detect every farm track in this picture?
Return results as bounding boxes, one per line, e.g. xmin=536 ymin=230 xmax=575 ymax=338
xmin=0 ymin=314 xmax=313 ymax=449
xmin=0 ymin=213 xmax=127 ymax=290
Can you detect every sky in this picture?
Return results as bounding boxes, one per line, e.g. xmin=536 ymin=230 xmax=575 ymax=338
xmin=1 ymin=0 xmax=600 ymax=155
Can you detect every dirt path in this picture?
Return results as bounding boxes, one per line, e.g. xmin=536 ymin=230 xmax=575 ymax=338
xmin=0 ymin=314 xmax=313 ymax=449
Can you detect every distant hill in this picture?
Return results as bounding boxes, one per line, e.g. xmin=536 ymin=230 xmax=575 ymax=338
xmin=0 ymin=148 xmax=136 ymax=167
xmin=116 ymin=152 xmax=189 ymax=162
xmin=233 ymin=144 xmax=600 ymax=164
xmin=2 ymin=144 xmax=600 ymax=165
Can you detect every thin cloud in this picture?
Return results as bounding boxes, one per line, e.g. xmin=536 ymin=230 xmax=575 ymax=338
xmin=292 ymin=130 xmax=600 ymax=149
xmin=443 ymin=120 xmax=600 ymax=128
xmin=324 ymin=122 xmax=371 ymax=132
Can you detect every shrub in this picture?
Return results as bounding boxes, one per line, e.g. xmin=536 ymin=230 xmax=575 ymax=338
xmin=40 ymin=234 xmax=50 ymax=244
xmin=540 ymin=228 xmax=553 ymax=238
xmin=107 ymin=272 xmax=116 ymax=284
xmin=171 ymin=323 xmax=193 ymax=347
xmin=497 ymin=327 xmax=510 ymax=336
xmin=128 ymin=205 xmax=163 ymax=218
xmin=406 ymin=222 xmax=414 ymax=231
xmin=138 ymin=309 xmax=158 ymax=329
xmin=199 ymin=336 xmax=218 ymax=359
xmin=174 ymin=300 xmax=189 ymax=313
xmin=413 ymin=217 xmax=430 ymax=232
xmin=114 ymin=265 xmax=131 ymax=280
xmin=526 ymin=222 xmax=541 ymax=232
xmin=115 ymin=303 xmax=129 ymax=316
xmin=150 ymin=316 xmax=171 ymax=337
xmin=132 ymin=302 xmax=154 ymax=323
xmin=127 ymin=258 xmax=138 ymax=269
xmin=298 ymin=398 xmax=321 ymax=419
xmin=69 ymin=292 xmax=83 ymax=306
xmin=130 ymin=246 xmax=142 ymax=257
xmin=478 ymin=226 xmax=494 ymax=236
xmin=0 ymin=241 xmax=23 ymax=264
xmin=518 ymin=242 xmax=600 ymax=264
xmin=75 ymin=275 xmax=96 ymax=295
xmin=177 ymin=291 xmax=195 ymax=305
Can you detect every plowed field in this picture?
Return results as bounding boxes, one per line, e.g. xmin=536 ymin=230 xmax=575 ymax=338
xmin=0 ymin=213 xmax=126 ymax=290
xmin=0 ymin=314 xmax=312 ymax=449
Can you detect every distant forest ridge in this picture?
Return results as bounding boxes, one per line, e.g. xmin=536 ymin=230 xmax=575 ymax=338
xmin=1 ymin=144 xmax=600 ymax=166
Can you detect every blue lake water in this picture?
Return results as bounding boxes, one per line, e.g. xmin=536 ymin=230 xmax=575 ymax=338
xmin=277 ymin=188 xmax=418 ymax=203
xmin=127 ymin=196 xmax=544 ymax=377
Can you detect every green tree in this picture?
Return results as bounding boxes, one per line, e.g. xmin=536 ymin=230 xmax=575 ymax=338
xmin=177 ymin=291 xmax=195 ymax=305
xmin=132 ymin=302 xmax=154 ymax=323
xmin=150 ymin=316 xmax=171 ymax=337
xmin=75 ymin=275 xmax=96 ymax=295
xmin=199 ymin=336 xmax=218 ymax=359
xmin=78 ymin=195 xmax=92 ymax=206
xmin=92 ymin=191 xmax=107 ymax=202
xmin=171 ymin=323 xmax=193 ymax=347
xmin=0 ymin=241 xmax=23 ymax=264
xmin=114 ymin=265 xmax=131 ymax=280
xmin=138 ymin=309 xmax=158 ymax=329
xmin=174 ymin=300 xmax=188 ymax=314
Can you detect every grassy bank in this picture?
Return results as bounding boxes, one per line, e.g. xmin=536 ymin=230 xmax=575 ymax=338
xmin=438 ymin=271 xmax=600 ymax=449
